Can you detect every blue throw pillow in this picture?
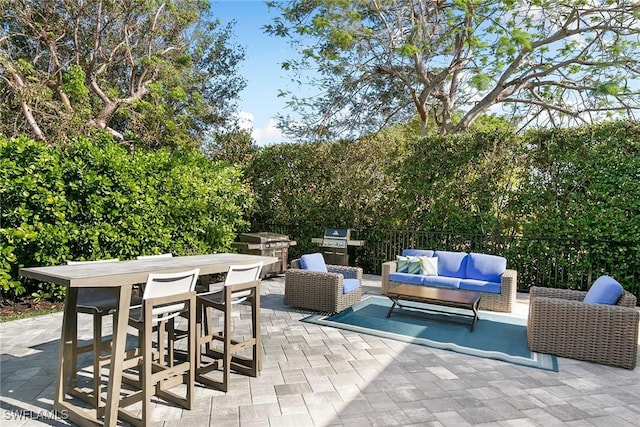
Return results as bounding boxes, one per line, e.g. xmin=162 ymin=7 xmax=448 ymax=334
xmin=299 ymin=253 xmax=328 ymax=272
xmin=583 ymin=275 xmax=624 ymax=305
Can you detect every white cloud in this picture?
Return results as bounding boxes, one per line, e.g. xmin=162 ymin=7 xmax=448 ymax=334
xmin=236 ymin=111 xmax=284 ymax=146
xmin=237 ymin=111 xmax=254 ymax=131
xmin=252 ymin=118 xmax=284 ymax=146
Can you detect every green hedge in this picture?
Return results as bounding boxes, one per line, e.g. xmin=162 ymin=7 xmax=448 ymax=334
xmin=0 ymin=135 xmax=252 ymax=299
xmin=247 ymin=127 xmax=521 ymax=238
xmin=247 ymin=120 xmax=640 ymax=296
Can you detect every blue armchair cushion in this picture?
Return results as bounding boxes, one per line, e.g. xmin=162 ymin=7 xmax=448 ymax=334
xmin=434 ymin=251 xmax=468 ymax=279
xmin=466 ymin=253 xmax=506 ymax=282
xmin=583 ymin=275 xmax=624 ymax=305
xmin=300 ymin=253 xmax=328 ymax=273
xmin=343 ymin=279 xmax=360 ymax=294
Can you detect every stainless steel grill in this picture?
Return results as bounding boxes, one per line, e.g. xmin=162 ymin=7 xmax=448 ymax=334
xmin=311 ymin=228 xmax=365 ymax=266
xmin=232 ymin=232 xmax=297 ymax=276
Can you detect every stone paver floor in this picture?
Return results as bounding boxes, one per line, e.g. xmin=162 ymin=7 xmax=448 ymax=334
xmin=1 ymin=274 xmax=639 ymax=426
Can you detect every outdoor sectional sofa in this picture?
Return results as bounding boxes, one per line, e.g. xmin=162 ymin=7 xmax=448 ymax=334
xmin=381 ymin=249 xmax=517 ymax=312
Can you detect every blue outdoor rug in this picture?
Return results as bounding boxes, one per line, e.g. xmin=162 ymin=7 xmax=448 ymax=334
xmin=302 ymin=295 xmax=558 ymax=371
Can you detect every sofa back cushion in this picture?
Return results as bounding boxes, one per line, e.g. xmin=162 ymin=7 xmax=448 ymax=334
xmin=433 ymin=251 xmax=468 ymax=278
xmin=300 ymin=253 xmax=328 ymax=272
xmin=465 ymin=253 xmax=506 ymax=282
xmin=402 ymin=249 xmax=434 ymax=258
xmin=583 ymin=275 xmax=624 ymax=305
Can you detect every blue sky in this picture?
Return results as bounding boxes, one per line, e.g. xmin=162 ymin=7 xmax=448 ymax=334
xmin=211 ymin=1 xmax=296 ymax=146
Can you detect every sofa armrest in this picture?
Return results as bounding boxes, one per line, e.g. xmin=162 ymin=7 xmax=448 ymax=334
xmin=529 ymin=286 xmax=637 ymax=307
xmin=381 ymin=260 xmax=397 ymax=295
xmin=500 ymin=268 xmax=517 ymax=301
xmin=285 ymin=268 xmax=343 ymax=291
xmin=529 ymin=286 xmax=586 ymax=302
xmin=327 ymin=265 xmax=363 ymax=280
xmin=284 ymin=268 xmax=362 ymax=313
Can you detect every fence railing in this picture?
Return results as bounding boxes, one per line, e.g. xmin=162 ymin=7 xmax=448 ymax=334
xmin=250 ymin=224 xmax=639 ymax=300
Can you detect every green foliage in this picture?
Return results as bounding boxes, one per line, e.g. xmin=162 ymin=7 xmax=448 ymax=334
xmin=266 ymin=0 xmax=640 ymax=140
xmin=203 ymin=127 xmax=259 ymax=165
xmin=1 ymin=0 xmax=246 ymax=149
xmin=247 ymin=120 xmax=640 ymax=296
xmin=62 ymin=66 xmax=90 ymax=103
xmin=505 ymin=121 xmax=640 ymax=289
xmin=0 ymin=134 xmax=252 ymax=299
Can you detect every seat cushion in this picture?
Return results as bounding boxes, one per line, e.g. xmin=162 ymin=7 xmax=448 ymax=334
xmin=421 ymin=275 xmax=461 ymax=289
xmin=583 ymin=275 xmax=624 ymax=305
xmin=459 ymin=279 xmax=501 ymax=294
xmin=300 ymin=253 xmax=328 ymax=272
xmin=433 ymin=251 xmax=468 ymax=279
xmin=343 ymin=278 xmax=360 ymax=294
xmin=465 ymin=253 xmax=506 ymax=282
xmin=389 ymin=272 xmax=425 ymax=285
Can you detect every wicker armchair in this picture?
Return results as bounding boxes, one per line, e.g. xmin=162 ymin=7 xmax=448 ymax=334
xmin=284 ymin=259 xmax=362 ymax=313
xmin=527 ymin=286 xmax=639 ymax=369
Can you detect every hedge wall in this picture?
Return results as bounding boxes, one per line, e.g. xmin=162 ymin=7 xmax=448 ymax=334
xmin=246 ymin=120 xmax=640 ymax=295
xmin=1 ymin=135 xmax=252 ymax=299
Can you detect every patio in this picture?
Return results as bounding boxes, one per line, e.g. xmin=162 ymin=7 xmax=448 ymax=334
xmin=1 ymin=274 xmax=639 ymax=426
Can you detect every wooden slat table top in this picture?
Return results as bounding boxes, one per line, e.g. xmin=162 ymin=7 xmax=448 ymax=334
xmin=387 ymin=284 xmax=480 ymax=305
xmin=19 ymin=253 xmax=278 ymax=287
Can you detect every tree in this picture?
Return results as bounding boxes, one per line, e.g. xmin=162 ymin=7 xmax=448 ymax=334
xmin=266 ymin=0 xmax=640 ymax=140
xmin=202 ymin=125 xmax=258 ymax=164
xmin=0 ymin=0 xmax=246 ymax=149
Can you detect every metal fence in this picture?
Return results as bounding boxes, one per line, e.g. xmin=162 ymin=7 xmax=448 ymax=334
xmin=250 ymin=224 xmax=639 ymax=300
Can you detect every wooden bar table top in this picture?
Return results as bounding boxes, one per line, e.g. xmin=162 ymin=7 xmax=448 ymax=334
xmin=19 ymin=253 xmax=278 ymax=427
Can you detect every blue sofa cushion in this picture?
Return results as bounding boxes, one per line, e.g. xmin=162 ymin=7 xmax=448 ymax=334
xmin=402 ymin=249 xmax=434 ymax=258
xmin=583 ymin=275 xmax=624 ymax=305
xmin=434 ymin=251 xmax=468 ymax=279
xmin=389 ymin=272 xmax=425 ymax=285
xmin=343 ymin=278 xmax=360 ymax=294
xmin=300 ymin=253 xmax=328 ymax=272
xmin=421 ymin=276 xmax=461 ymax=289
xmin=466 ymin=253 xmax=506 ymax=282
xmin=459 ymin=279 xmax=501 ymax=294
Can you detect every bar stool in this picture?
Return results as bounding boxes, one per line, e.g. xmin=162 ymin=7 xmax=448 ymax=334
xmin=195 ymin=262 xmax=263 ymax=392
xmin=67 ymin=259 xmax=142 ymax=411
xmin=118 ymin=268 xmax=199 ymax=426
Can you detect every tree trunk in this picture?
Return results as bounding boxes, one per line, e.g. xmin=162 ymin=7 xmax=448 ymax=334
xmin=9 ymin=71 xmax=46 ymax=142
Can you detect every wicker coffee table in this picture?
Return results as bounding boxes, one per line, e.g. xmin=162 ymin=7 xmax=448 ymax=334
xmin=386 ymin=285 xmax=481 ymax=332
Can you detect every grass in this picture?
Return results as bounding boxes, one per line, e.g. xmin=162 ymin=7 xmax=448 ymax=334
xmin=0 ymin=304 xmax=63 ymax=323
